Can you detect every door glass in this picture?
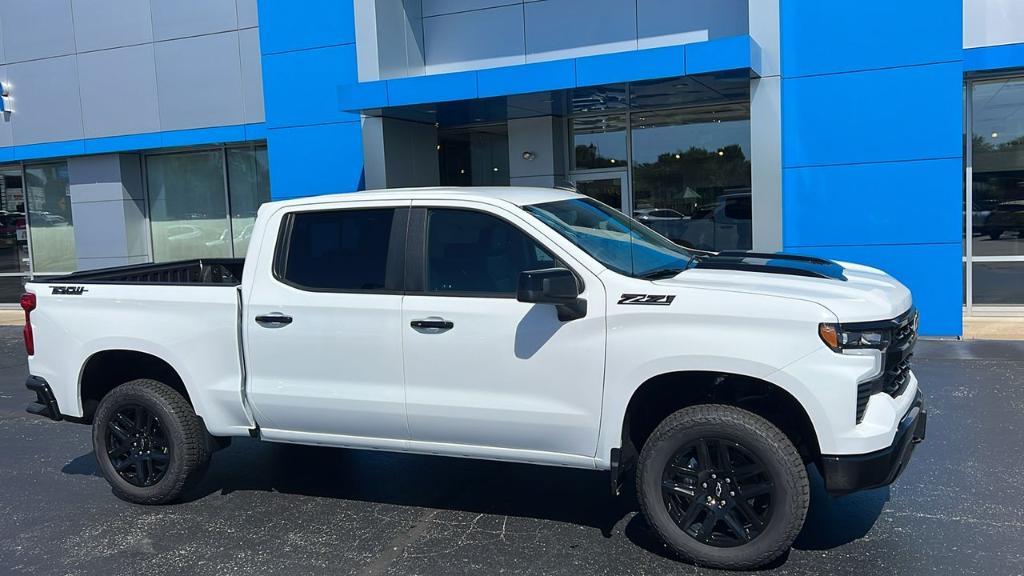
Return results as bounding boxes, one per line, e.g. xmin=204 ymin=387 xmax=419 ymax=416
xmin=425 ymin=209 xmax=557 ymax=295
xmin=574 ymin=178 xmax=623 ymax=211
xmin=280 ymin=209 xmax=395 ymax=291
xmin=146 ymin=150 xmax=231 ymax=262
xmin=631 ymin=105 xmax=752 ymax=251
xmin=25 ymin=162 xmax=76 ymax=273
xmin=572 ymin=115 xmax=627 ymax=169
xmin=973 ymin=261 xmax=1024 ymax=304
xmin=227 ymin=146 xmax=270 ymax=258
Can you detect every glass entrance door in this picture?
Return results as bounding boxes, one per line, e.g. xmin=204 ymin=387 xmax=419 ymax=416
xmin=571 ymin=172 xmax=629 ymax=214
xmin=0 ymin=167 xmax=29 ymax=302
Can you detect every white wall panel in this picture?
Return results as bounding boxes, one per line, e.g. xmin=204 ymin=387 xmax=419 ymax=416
xmin=0 ymin=0 xmax=76 ymax=63
xmin=78 ymin=45 xmax=161 ymax=138
xmin=8 ymin=56 xmax=84 ymax=145
xmin=524 ymin=0 xmax=636 ymax=63
xmin=72 ymin=0 xmax=154 ymax=52
xmin=424 ymin=4 xmax=525 ymax=73
xmin=965 ymin=0 xmax=1024 ymax=48
xmin=150 ymin=0 xmax=237 ymax=41
xmin=637 ymin=0 xmax=748 ymax=50
xmin=155 ymin=32 xmax=245 ymax=131
xmin=422 ymin=0 xmax=521 ymax=17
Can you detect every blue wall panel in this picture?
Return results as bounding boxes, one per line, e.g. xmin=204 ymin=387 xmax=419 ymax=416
xmin=782 ymin=62 xmax=963 ymax=168
xmin=963 ymin=42 xmax=1024 ymax=72
xmin=575 ymin=45 xmax=685 ymax=87
xmin=263 ymin=44 xmax=360 ymax=129
xmin=685 ymin=35 xmax=758 ymax=76
xmin=386 ymin=70 xmax=479 ymax=106
xmin=478 ymin=60 xmax=576 ymax=98
xmin=793 ymin=243 xmax=963 ymax=336
xmin=257 ymin=0 xmax=355 ymax=54
xmin=780 ymin=0 xmax=964 ymax=335
xmin=267 ymin=121 xmax=364 ymax=199
xmin=783 ymin=158 xmax=962 ymax=247
xmin=781 ymin=0 xmax=962 ymax=77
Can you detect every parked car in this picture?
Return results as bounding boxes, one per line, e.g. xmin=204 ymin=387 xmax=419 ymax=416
xmin=983 ymin=200 xmax=1024 ymax=240
xmin=656 ymin=192 xmax=752 ymax=251
xmin=634 ymin=208 xmax=686 ymax=222
xmin=24 ymin=187 xmax=925 ymax=570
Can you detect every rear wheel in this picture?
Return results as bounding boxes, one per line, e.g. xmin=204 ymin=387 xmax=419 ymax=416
xmin=989 ymin=229 xmax=1003 ymax=240
xmin=637 ymin=404 xmax=809 ymax=570
xmin=92 ymin=379 xmax=210 ymax=504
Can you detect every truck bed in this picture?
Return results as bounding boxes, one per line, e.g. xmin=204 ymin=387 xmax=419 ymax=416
xmin=49 ymin=258 xmax=243 ymax=285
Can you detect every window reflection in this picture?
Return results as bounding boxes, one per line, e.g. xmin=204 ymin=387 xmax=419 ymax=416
xmin=971 ymin=78 xmax=1024 ymax=258
xmin=631 ymin=105 xmax=751 ymax=251
xmin=25 ymin=163 xmax=76 ymax=273
xmin=572 ymin=115 xmax=627 ymax=170
xmin=146 ymin=150 xmax=231 ymax=263
xmin=227 ymin=147 xmax=270 ymax=258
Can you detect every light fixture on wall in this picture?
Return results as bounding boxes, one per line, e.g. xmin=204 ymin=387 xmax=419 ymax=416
xmin=521 ymin=151 xmax=536 ymax=161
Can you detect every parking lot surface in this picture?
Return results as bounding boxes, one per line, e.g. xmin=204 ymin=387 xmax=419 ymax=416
xmin=2 ymin=326 xmax=1023 ymax=575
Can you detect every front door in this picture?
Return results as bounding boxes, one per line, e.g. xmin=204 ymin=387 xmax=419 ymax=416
xmin=401 ymin=201 xmax=607 ymax=459
xmin=245 ymin=201 xmax=410 ymax=448
xmin=571 ymin=171 xmax=630 ymax=215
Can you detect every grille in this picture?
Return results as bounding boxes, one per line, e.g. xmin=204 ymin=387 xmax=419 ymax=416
xmin=855 ymin=308 xmax=918 ymax=424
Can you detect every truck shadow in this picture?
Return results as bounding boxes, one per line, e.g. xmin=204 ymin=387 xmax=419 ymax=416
xmin=63 ymin=439 xmax=887 ymax=558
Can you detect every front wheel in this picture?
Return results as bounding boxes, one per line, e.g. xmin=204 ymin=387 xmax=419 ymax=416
xmin=92 ymin=379 xmax=211 ymax=504
xmin=637 ymin=404 xmax=809 ymax=570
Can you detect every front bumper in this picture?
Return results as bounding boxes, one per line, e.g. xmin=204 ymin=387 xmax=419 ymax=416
xmin=819 ymin=389 xmax=926 ymax=496
xmin=25 ymin=375 xmax=62 ymax=421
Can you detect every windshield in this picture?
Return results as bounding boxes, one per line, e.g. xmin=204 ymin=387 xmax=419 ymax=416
xmin=524 ymin=198 xmax=695 ymax=278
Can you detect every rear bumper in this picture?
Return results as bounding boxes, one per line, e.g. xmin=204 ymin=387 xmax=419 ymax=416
xmin=819 ymin=389 xmax=926 ymax=496
xmin=25 ymin=375 xmax=62 ymax=421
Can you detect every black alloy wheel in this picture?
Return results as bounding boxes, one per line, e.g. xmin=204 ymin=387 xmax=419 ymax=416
xmin=661 ymin=437 xmax=774 ymax=547
xmin=105 ymin=403 xmax=171 ymax=487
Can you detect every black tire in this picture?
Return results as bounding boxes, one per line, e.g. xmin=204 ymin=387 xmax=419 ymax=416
xmin=989 ymin=229 xmax=1003 ymax=240
xmin=636 ymin=404 xmax=809 ymax=570
xmin=92 ymin=379 xmax=210 ymax=504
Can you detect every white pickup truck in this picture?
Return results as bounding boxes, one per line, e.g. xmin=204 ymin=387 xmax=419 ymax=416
xmin=23 ymin=187 xmax=925 ymax=570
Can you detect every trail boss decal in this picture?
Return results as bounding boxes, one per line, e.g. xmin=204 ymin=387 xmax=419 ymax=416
xmin=50 ymin=286 xmax=87 ymax=295
xmin=618 ymin=294 xmax=675 ymax=306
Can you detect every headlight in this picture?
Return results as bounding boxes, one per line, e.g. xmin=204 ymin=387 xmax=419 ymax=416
xmin=818 ymin=323 xmax=891 ymax=352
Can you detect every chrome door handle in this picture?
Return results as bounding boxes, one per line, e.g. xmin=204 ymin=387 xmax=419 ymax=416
xmin=255 ymin=313 xmax=292 ymax=327
xmin=410 ymin=317 xmax=454 ymax=331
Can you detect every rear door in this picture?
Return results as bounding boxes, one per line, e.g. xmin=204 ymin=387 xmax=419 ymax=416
xmin=400 ymin=200 xmax=607 ymax=460
xmin=245 ymin=200 xmax=410 ymax=448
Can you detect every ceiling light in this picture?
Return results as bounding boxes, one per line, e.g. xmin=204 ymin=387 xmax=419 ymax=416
xmin=493 ymin=167 xmax=499 ymax=172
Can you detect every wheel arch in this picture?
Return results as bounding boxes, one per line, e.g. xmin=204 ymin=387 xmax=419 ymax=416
xmin=616 ymin=370 xmax=822 ymax=470
xmin=78 ymin=348 xmax=196 ymax=423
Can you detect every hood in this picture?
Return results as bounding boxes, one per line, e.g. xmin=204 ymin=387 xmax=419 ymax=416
xmin=657 ymin=252 xmax=912 ymax=322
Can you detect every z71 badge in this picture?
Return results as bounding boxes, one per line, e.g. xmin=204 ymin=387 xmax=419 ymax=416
xmin=618 ymin=294 xmax=675 ymax=306
xmin=50 ymin=286 xmax=87 ymax=295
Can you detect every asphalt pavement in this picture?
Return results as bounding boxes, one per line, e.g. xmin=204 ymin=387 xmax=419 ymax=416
xmin=1 ymin=327 xmax=1023 ymax=576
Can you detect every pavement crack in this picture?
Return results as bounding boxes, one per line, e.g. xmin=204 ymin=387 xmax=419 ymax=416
xmin=359 ymin=508 xmax=439 ymax=576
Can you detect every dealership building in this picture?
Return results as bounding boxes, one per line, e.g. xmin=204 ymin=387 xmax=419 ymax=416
xmin=0 ymin=0 xmax=1021 ymax=335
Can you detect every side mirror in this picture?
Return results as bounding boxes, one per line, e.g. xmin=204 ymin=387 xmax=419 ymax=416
xmin=517 ymin=268 xmax=587 ymax=321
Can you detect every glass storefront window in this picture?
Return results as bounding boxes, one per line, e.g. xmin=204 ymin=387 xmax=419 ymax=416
xmin=971 ymin=78 xmax=1024 ymax=258
xmin=227 ymin=146 xmax=270 ymax=257
xmin=25 ymin=163 xmax=76 ymax=273
xmin=630 ymin=105 xmax=752 ymax=251
xmin=572 ymin=115 xmax=627 ymax=170
xmin=973 ymin=261 xmax=1024 ymax=304
xmin=146 ymin=150 xmax=231 ymax=262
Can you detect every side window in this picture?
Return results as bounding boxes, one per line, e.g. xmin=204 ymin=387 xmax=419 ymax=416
xmin=425 ymin=209 xmax=558 ymax=296
xmin=278 ymin=208 xmax=395 ymax=291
